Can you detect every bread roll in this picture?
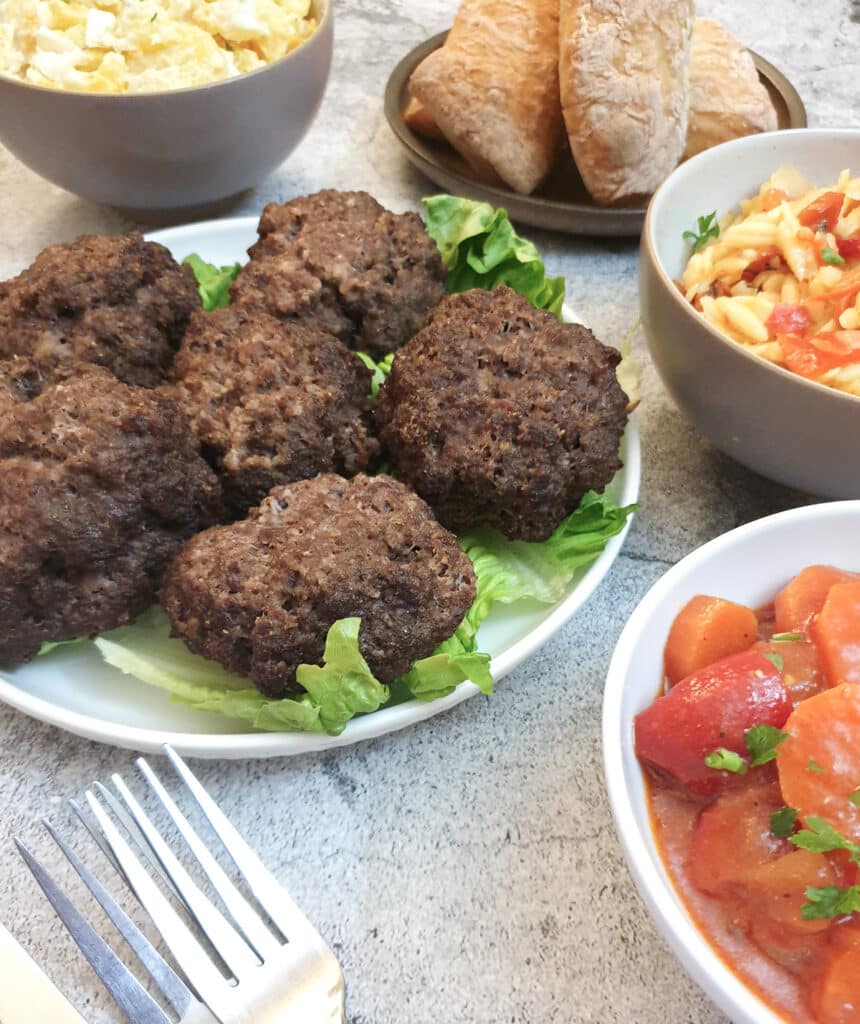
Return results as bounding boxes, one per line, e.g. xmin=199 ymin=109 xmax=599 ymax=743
xmin=559 ymin=0 xmax=694 ymax=205
xmin=402 ymin=96 xmax=446 ymax=142
xmin=408 ymin=0 xmax=563 ymax=195
xmin=684 ymin=19 xmax=778 ymax=160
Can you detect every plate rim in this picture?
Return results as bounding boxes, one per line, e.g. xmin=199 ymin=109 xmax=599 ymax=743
xmin=0 ymin=215 xmax=641 ymax=758
xmin=384 ymin=30 xmax=808 ymax=238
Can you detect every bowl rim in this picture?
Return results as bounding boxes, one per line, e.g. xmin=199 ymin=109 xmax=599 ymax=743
xmin=0 ymin=0 xmax=331 ymax=100
xmin=602 ymin=499 xmax=860 ymax=1024
xmin=643 ymin=126 xmax=860 ymax=408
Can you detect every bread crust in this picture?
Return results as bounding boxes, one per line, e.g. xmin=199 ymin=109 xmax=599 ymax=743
xmin=559 ymin=0 xmax=694 ymax=205
xmin=683 ymin=18 xmax=778 ymax=160
xmin=408 ymin=0 xmax=563 ymax=195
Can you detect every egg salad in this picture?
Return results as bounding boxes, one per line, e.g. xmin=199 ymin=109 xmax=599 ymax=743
xmin=0 ymin=0 xmax=317 ymax=93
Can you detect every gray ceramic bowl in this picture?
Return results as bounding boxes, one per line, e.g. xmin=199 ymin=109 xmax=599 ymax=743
xmin=0 ymin=0 xmax=332 ymax=214
xmin=640 ymin=128 xmax=860 ymax=498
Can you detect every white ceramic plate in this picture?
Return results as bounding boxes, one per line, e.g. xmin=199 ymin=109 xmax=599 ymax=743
xmin=0 ymin=217 xmax=640 ymax=758
xmin=603 ymin=501 xmax=860 ymax=1024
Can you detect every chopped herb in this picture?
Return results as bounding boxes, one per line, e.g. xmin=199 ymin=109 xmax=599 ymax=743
xmin=802 ymin=885 xmax=860 ymax=920
xmin=745 ymin=724 xmax=789 ymax=767
xmin=771 ymin=631 xmax=804 ymax=643
xmin=150 ymin=11 xmax=157 ymax=20
xmin=683 ymin=212 xmax=720 ymax=253
xmin=849 ymin=789 xmax=860 ymax=807
xmin=821 ymin=245 xmax=845 ymax=266
xmin=807 ymin=758 xmax=826 ymax=775
xmin=704 ymin=748 xmax=748 ymax=775
xmin=790 ymin=816 xmax=860 ymax=860
xmin=762 ymin=652 xmax=784 ymax=673
xmin=770 ymin=807 xmax=798 ymax=839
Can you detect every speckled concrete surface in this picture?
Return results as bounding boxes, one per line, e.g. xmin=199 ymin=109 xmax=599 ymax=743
xmin=0 ymin=3 xmax=857 ymax=1022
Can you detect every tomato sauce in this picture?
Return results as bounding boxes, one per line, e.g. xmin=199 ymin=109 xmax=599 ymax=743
xmin=635 ymin=567 xmax=860 ymax=1024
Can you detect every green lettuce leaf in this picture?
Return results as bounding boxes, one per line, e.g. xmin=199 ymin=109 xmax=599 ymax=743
xmin=459 ymin=491 xmax=636 ymax=641
xmin=94 ymin=607 xmax=490 ymax=736
xmin=183 ymin=254 xmax=241 ymax=311
xmin=423 ymin=195 xmax=565 ymax=316
xmin=37 ymin=637 xmax=83 ymax=656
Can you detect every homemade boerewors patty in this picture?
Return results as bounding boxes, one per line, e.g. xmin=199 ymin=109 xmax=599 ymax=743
xmin=0 ymin=369 xmax=222 ymax=665
xmin=0 ymin=232 xmax=199 ymax=389
xmin=230 ymin=190 xmax=446 ymax=358
xmin=160 ymin=474 xmax=477 ymax=697
xmin=375 ymin=287 xmax=629 ymax=542
xmin=169 ymin=307 xmax=380 ymax=515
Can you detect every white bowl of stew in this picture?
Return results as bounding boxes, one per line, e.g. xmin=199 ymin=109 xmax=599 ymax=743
xmin=603 ymin=501 xmax=860 ymax=1024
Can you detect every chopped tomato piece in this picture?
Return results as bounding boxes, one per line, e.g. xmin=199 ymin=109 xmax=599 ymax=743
xmin=799 ymin=191 xmax=845 ymax=232
xmin=688 ymin=782 xmax=792 ymax=895
xmin=774 ymin=565 xmax=860 ymax=633
xmin=634 ymin=651 xmax=792 ymax=798
xmin=810 ymin=331 xmax=860 ymax=355
xmin=741 ymin=849 xmax=844 ymax=935
xmin=813 ymin=581 xmax=860 ymax=687
xmin=837 ymin=237 xmax=860 ymax=261
xmin=779 ymin=334 xmax=858 ymax=379
xmin=813 ymin=927 xmax=860 ymax=1024
xmin=765 ymin=303 xmax=812 ymax=336
xmin=778 ymin=683 xmax=860 ymax=843
xmin=664 ymin=595 xmax=759 ymax=687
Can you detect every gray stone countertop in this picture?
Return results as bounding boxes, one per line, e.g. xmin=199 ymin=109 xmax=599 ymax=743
xmin=0 ymin=2 xmax=858 ymax=1022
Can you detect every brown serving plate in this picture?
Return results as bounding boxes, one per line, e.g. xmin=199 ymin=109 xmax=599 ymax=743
xmin=384 ymin=31 xmax=807 ymax=238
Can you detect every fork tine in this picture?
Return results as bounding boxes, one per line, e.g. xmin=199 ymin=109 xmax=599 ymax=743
xmin=163 ymin=746 xmax=319 ymax=945
xmin=15 ymin=839 xmax=173 ymax=1024
xmin=136 ymin=757 xmax=282 ymax=962
xmin=91 ymin=784 xmax=185 ymax=906
xmin=109 ymin=772 xmax=261 ymax=979
xmin=43 ymin=819 xmax=197 ymax=1020
xmin=84 ymin=788 xmax=239 ymax=1018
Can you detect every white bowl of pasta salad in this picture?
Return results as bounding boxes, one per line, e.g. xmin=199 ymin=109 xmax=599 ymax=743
xmin=640 ymin=128 xmax=860 ymax=499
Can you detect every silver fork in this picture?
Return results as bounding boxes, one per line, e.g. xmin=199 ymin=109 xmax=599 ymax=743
xmin=17 ymin=745 xmax=345 ymax=1024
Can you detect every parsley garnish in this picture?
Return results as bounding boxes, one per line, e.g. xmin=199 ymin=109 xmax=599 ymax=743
xmin=762 ymin=652 xmax=784 ymax=673
xmin=771 ymin=632 xmax=804 ymax=643
xmin=790 ymin=816 xmax=858 ymax=858
xmin=821 ymin=245 xmax=846 ymax=266
xmin=807 ymin=759 xmax=826 ymax=775
xmin=802 ymin=885 xmax=860 ymax=920
xmin=745 ymin=724 xmax=789 ymax=767
xmin=683 ymin=212 xmax=720 ymax=253
xmin=704 ymin=748 xmax=748 ymax=774
xmin=770 ymin=806 xmax=798 ymax=839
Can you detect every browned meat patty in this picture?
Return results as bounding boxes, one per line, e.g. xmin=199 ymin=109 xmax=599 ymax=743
xmin=375 ymin=286 xmax=629 ymax=542
xmin=168 ymin=307 xmax=381 ymax=516
xmin=0 ymin=232 xmax=199 ymax=389
xmin=230 ymin=190 xmax=446 ymax=359
xmin=160 ymin=473 xmax=476 ymax=698
xmin=0 ymin=368 xmax=222 ymax=666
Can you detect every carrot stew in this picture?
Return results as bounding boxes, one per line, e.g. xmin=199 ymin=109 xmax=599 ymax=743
xmin=635 ymin=565 xmax=860 ymax=1023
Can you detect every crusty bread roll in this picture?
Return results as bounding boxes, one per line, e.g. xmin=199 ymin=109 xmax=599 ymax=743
xmin=408 ymin=0 xmax=563 ymax=195
xmin=402 ymin=96 xmax=446 ymax=142
xmin=684 ymin=19 xmax=778 ymax=160
xmin=559 ymin=0 xmax=695 ymax=205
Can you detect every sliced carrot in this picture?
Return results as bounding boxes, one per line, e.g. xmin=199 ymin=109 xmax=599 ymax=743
xmin=664 ymin=595 xmax=759 ymax=686
xmin=778 ymin=683 xmax=860 ymax=842
xmin=688 ymin=781 xmax=792 ymax=895
xmin=812 ymin=581 xmax=860 ymax=687
xmin=774 ymin=565 xmax=859 ymax=633
xmin=813 ymin=928 xmax=860 ymax=1024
